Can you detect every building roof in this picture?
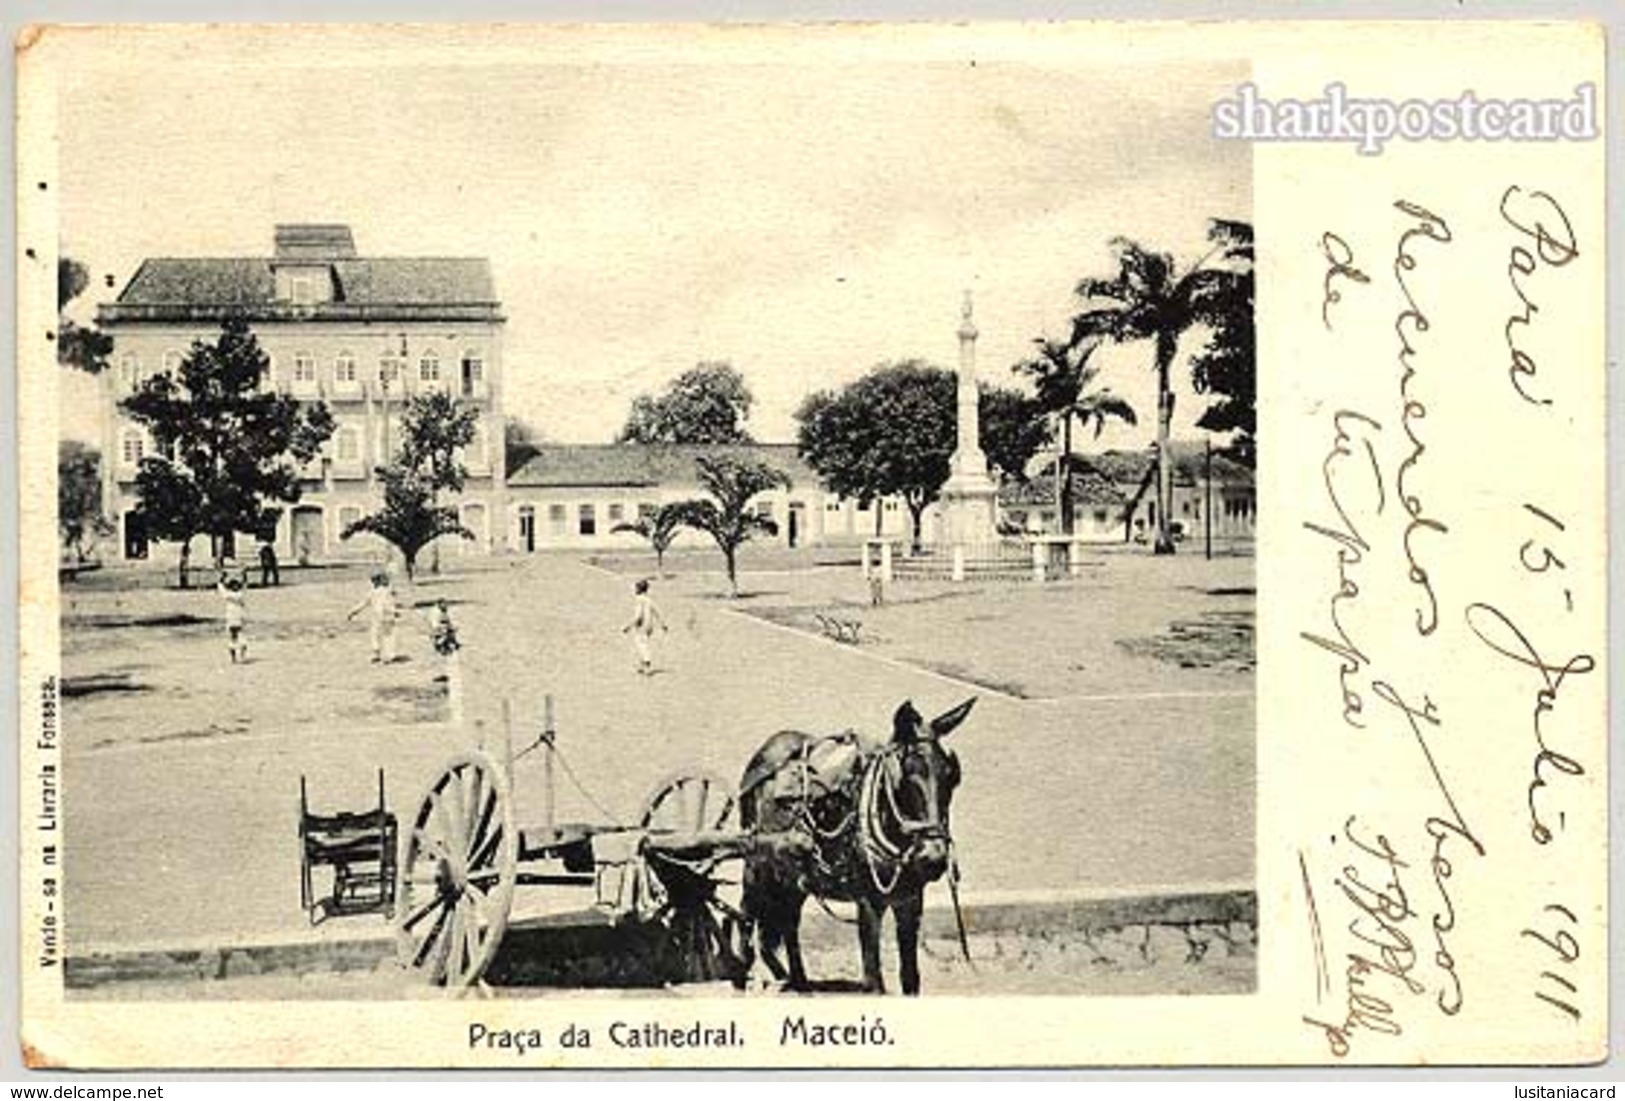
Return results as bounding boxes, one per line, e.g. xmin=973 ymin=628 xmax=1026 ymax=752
xmin=1000 ymin=468 xmax=1126 ymax=508
xmin=274 ymin=224 xmax=357 ymax=260
xmin=1062 ymin=443 xmax=1254 ymax=489
xmin=507 ymin=444 xmax=821 ymax=491
xmin=98 ymin=225 xmax=501 ymax=324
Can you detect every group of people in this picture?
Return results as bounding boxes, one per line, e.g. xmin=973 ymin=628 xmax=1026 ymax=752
xmin=217 ymin=556 xmax=666 ymax=678
xmin=215 ymin=562 xmax=459 ymax=668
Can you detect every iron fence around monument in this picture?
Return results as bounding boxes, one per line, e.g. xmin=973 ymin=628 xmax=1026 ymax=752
xmin=889 ymin=539 xmax=1052 ymax=582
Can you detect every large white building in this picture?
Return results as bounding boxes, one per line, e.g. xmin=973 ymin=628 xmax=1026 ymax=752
xmin=97 ymin=224 xmax=507 ymax=563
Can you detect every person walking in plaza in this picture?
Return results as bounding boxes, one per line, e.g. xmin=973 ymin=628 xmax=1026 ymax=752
xmin=258 ymin=540 xmax=280 ymax=588
xmin=218 ymin=570 xmax=249 ymax=664
xmin=347 ymin=572 xmax=400 ymax=663
xmin=621 ymin=578 xmax=668 ymax=676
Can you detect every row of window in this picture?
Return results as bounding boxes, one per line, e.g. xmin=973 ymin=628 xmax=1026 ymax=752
xmin=118 ymin=349 xmax=486 ymax=389
xmin=119 ymin=422 xmax=489 ymax=470
xmin=825 ymin=499 xmax=900 ymax=513
xmin=514 ymin=499 xmax=818 ymax=539
xmin=518 ymin=501 xmax=652 ymax=538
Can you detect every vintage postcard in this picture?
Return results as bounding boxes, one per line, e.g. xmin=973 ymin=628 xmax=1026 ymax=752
xmin=14 ymin=21 xmax=1607 ymax=1068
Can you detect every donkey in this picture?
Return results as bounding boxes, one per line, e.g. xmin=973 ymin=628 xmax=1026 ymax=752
xmin=738 ymin=697 xmax=974 ymax=995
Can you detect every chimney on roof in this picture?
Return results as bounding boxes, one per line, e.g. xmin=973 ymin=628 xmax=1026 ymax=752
xmin=274 ymin=224 xmax=357 ymax=261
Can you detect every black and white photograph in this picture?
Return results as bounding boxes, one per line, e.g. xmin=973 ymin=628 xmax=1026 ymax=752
xmin=46 ymin=32 xmax=1255 ymax=1004
xmin=15 ymin=20 xmax=1608 ymax=1070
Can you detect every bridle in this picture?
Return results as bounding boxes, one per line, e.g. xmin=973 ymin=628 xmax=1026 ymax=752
xmin=777 ymin=721 xmax=974 ymax=964
xmin=857 ymin=739 xmax=954 ymax=896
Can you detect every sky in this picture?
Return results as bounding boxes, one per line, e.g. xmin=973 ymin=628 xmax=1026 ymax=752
xmin=56 ymin=34 xmax=1249 ymax=453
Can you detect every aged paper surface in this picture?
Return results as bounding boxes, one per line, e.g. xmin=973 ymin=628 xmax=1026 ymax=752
xmin=15 ymin=21 xmax=1606 ymax=1068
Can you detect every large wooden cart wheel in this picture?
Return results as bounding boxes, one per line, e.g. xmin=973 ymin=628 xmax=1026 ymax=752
xmin=395 ymin=750 xmax=518 ymax=988
xmin=640 ymin=770 xmax=735 ymax=836
xmin=639 ymin=772 xmax=752 ymax=986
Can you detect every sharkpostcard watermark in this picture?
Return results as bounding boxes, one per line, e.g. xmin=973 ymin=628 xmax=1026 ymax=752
xmin=1213 ymin=82 xmax=1599 ymax=155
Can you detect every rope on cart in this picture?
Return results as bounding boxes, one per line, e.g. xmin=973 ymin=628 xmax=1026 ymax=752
xmin=514 ymin=731 xmax=624 ymax=828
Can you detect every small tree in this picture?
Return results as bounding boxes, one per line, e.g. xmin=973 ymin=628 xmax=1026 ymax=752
xmin=619 ymin=362 xmax=755 ymax=445
xmin=396 ymin=391 xmax=478 ymax=572
xmin=671 ymin=454 xmax=789 ymax=596
xmin=58 ymin=441 xmax=112 ymax=562
xmin=612 ymin=503 xmax=688 ymax=575
xmin=121 ymin=314 xmax=335 ymax=585
xmin=340 ymin=464 xmax=473 ymax=581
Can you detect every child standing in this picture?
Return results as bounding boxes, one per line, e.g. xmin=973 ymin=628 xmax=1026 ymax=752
xmin=347 ymin=572 xmax=399 ymax=663
xmin=621 ymin=578 xmax=668 ymax=676
xmin=427 ymin=598 xmax=460 ymax=659
xmin=426 ymin=598 xmax=463 ymax=724
xmin=218 ymin=572 xmax=248 ymax=664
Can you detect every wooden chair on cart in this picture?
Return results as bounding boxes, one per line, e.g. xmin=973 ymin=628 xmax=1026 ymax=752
xmin=299 ymin=769 xmax=397 ymax=924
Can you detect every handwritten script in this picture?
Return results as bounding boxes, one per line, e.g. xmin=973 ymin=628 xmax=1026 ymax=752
xmin=1297 ymin=185 xmax=1595 ymax=1056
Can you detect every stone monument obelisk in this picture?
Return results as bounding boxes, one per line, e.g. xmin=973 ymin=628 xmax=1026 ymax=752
xmin=937 ymin=291 xmax=999 ymax=546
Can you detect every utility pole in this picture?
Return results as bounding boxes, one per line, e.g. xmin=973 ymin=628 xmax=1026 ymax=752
xmin=1053 ymin=412 xmax=1064 ymax=528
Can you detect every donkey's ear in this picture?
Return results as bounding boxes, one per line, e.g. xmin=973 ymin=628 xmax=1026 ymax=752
xmin=930 ymin=697 xmax=977 ymax=738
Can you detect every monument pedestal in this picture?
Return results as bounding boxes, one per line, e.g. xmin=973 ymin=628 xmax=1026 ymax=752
xmin=938 ymin=471 xmax=1000 ymax=547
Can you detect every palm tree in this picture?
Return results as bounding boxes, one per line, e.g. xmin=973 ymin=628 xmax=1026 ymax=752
xmin=1015 ymin=337 xmax=1138 ymax=535
xmin=670 ymin=454 xmax=790 ymax=596
xmin=1071 ymin=220 xmax=1252 ymax=554
xmin=611 ymin=502 xmax=687 ymax=576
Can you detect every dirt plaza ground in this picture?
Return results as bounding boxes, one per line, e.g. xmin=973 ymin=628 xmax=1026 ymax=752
xmin=57 ymin=542 xmax=1255 ymax=994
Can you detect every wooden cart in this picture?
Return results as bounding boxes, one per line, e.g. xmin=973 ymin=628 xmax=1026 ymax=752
xmin=393 ymin=699 xmax=757 ymax=988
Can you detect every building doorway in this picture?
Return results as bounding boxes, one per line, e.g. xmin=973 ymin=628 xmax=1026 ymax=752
xmin=518 ymin=506 xmax=536 ymax=553
xmin=123 ymin=511 xmax=149 ymax=560
xmin=787 ymin=501 xmax=804 ymax=549
xmin=291 ymin=506 xmax=325 ymax=565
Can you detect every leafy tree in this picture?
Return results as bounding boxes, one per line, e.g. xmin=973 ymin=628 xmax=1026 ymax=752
xmin=1014 ymin=337 xmax=1138 ymax=533
xmin=129 ymin=459 xmax=209 ymax=586
xmin=797 ymin=361 xmax=951 ymax=549
xmin=58 ymin=257 xmax=114 ymax=374
xmin=341 ymin=464 xmax=473 ymax=581
xmin=612 ymin=502 xmax=688 ymax=575
xmin=796 ymin=361 xmax=1046 ymax=548
xmin=396 ymin=391 xmax=479 ymax=573
xmin=978 ymin=383 xmax=1053 ymax=484
xmin=619 ymin=362 xmax=754 ymax=445
xmin=670 ymin=454 xmax=789 ymax=596
xmin=121 ymin=315 xmax=335 ymax=586
xmin=58 ymin=441 xmax=112 ymax=562
xmin=1188 ymin=226 xmax=1256 ymax=465
xmin=1070 ymin=220 xmax=1252 ymax=553
xmin=399 ymin=391 xmax=478 ymax=494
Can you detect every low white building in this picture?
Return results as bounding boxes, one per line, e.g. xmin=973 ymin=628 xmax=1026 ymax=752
xmin=504 ymin=443 xmax=924 ymax=553
xmin=1000 ymin=443 xmax=1257 ymax=544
